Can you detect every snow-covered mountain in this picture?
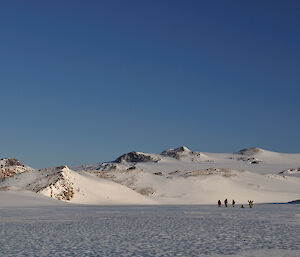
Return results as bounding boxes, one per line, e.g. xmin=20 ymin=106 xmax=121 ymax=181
xmin=114 ymin=151 xmax=161 ymax=163
xmin=0 ymin=165 xmax=154 ymax=205
xmin=72 ymin=146 xmax=300 ymax=204
xmin=1 ymin=146 xmax=300 ymax=205
xmin=0 ymin=158 xmax=34 ymax=180
xmin=161 ymin=146 xmax=200 ymax=160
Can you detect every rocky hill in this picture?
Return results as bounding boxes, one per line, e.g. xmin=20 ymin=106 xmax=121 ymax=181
xmin=114 ymin=151 xmax=160 ymax=163
xmin=0 ymin=158 xmax=34 ymax=180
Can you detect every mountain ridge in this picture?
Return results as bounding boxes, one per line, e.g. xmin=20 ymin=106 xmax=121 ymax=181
xmin=1 ymin=146 xmax=300 ymax=205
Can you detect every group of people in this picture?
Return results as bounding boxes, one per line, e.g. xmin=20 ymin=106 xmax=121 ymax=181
xmin=218 ymin=199 xmax=254 ymax=208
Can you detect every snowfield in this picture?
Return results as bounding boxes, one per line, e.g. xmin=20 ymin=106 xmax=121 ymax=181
xmin=0 ymin=204 xmax=299 ymax=256
xmin=0 ymin=146 xmax=299 ymax=256
xmin=73 ymin=146 xmax=300 ymax=205
xmin=1 ymin=147 xmax=300 ymax=205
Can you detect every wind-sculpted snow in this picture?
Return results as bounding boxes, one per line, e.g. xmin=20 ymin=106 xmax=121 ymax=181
xmin=0 ymin=205 xmax=299 ymax=256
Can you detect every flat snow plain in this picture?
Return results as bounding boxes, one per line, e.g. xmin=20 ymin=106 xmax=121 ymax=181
xmin=0 ymin=204 xmax=299 ymax=257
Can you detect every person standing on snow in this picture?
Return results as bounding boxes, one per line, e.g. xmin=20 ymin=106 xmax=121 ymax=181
xmin=248 ymin=200 xmax=254 ymax=208
xmin=218 ymin=200 xmax=222 ymax=207
xmin=232 ymin=199 xmax=236 ymax=207
xmin=224 ymin=198 xmax=228 ymax=207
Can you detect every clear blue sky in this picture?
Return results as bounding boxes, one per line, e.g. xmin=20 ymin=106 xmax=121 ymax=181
xmin=1 ymin=0 xmax=299 ymax=168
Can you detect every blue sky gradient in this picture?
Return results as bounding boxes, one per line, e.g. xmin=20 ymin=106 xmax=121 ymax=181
xmin=1 ymin=0 xmax=300 ymax=168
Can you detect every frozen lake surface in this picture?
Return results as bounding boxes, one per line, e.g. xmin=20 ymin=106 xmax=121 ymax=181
xmin=0 ymin=204 xmax=299 ymax=256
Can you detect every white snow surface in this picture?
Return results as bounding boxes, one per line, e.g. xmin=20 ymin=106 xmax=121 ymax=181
xmin=0 ymin=204 xmax=299 ymax=256
xmin=0 ymin=147 xmax=299 ymax=256
xmin=0 ymin=166 xmax=155 ymax=205
xmin=74 ymin=147 xmax=300 ymax=205
xmin=1 ymin=147 xmax=300 ymax=205
xmin=0 ymin=191 xmax=67 ymax=207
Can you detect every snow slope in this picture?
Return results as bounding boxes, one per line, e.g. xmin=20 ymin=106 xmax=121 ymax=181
xmin=0 ymin=190 xmax=66 ymax=207
xmin=75 ymin=146 xmax=300 ymax=204
xmin=0 ymin=165 xmax=155 ymax=205
xmin=1 ymin=146 xmax=299 ymax=205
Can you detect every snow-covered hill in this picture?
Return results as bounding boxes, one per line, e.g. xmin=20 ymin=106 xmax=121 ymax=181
xmin=0 ymin=158 xmax=34 ymax=180
xmin=1 ymin=146 xmax=300 ymax=205
xmin=74 ymin=146 xmax=300 ymax=204
xmin=0 ymin=165 xmax=155 ymax=205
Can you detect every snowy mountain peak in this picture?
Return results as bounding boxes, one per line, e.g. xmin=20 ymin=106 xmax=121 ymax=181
xmin=0 ymin=158 xmax=24 ymax=167
xmin=59 ymin=165 xmax=70 ymax=172
xmin=178 ymin=146 xmax=191 ymax=152
xmin=25 ymin=165 xmax=76 ymax=201
xmin=161 ymin=146 xmax=195 ymax=159
xmin=0 ymin=157 xmax=34 ymax=179
xmin=114 ymin=151 xmax=159 ymax=163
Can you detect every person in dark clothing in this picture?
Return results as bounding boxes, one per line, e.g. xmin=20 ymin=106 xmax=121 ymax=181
xmin=224 ymin=198 xmax=228 ymax=207
xmin=218 ymin=200 xmax=221 ymax=207
xmin=232 ymin=199 xmax=236 ymax=207
xmin=248 ymin=200 xmax=254 ymax=208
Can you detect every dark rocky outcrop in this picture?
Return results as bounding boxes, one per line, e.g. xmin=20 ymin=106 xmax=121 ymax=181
xmin=236 ymin=147 xmax=261 ymax=156
xmin=288 ymin=199 xmax=300 ymax=204
xmin=279 ymin=168 xmax=300 ymax=175
xmin=237 ymin=156 xmax=262 ymax=164
xmin=0 ymin=158 xmax=30 ymax=179
xmin=0 ymin=158 xmax=24 ymax=167
xmin=114 ymin=151 xmax=157 ymax=163
xmin=161 ymin=146 xmax=197 ymax=160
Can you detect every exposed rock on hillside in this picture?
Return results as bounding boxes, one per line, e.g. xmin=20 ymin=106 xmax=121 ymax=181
xmin=114 ymin=151 xmax=159 ymax=163
xmin=279 ymin=168 xmax=300 ymax=177
xmin=183 ymin=168 xmax=238 ymax=178
xmin=236 ymin=147 xmax=262 ymax=156
xmin=161 ymin=146 xmax=200 ymax=160
xmin=0 ymin=158 xmax=34 ymax=179
xmin=237 ymin=156 xmax=262 ymax=164
xmin=26 ymin=166 xmax=76 ymax=201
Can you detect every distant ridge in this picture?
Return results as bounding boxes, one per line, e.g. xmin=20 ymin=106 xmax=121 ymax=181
xmin=161 ymin=146 xmax=196 ymax=160
xmin=114 ymin=151 xmax=159 ymax=163
xmin=236 ymin=147 xmax=263 ymax=156
xmin=1 ymin=146 xmax=300 ymax=205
